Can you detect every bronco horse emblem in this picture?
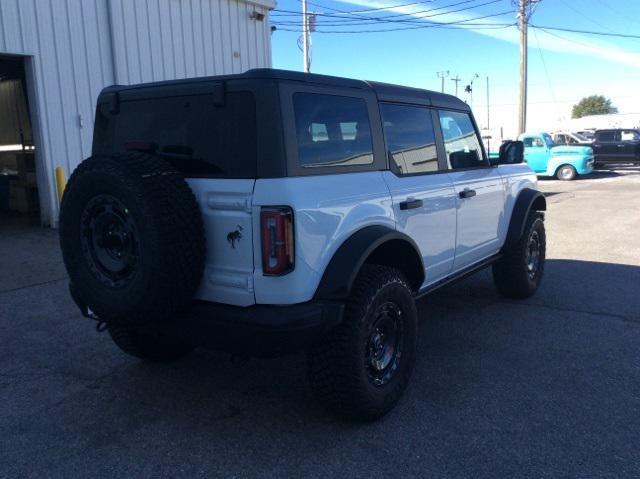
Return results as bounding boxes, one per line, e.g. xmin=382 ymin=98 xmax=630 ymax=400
xmin=227 ymin=225 xmax=243 ymax=249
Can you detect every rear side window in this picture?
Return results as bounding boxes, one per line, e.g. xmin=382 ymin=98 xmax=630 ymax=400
xmin=596 ymin=131 xmax=618 ymax=142
xmin=621 ymin=130 xmax=640 ymax=141
xmin=438 ymin=110 xmax=488 ymax=169
xmin=94 ymin=91 xmax=257 ymax=177
xmin=293 ymin=93 xmax=373 ymax=168
xmin=381 ymin=103 xmax=438 ymax=175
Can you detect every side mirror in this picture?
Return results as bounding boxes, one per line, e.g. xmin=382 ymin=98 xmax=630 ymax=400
xmin=498 ymin=140 xmax=524 ymax=165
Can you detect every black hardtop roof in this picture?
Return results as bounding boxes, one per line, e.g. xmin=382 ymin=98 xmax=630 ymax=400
xmin=595 ymin=128 xmax=640 ymax=132
xmin=101 ymin=68 xmax=469 ymax=111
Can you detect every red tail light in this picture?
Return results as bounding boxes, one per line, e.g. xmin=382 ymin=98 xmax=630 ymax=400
xmin=261 ymin=207 xmax=294 ymax=276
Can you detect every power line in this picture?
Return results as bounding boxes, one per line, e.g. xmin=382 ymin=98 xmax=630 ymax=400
xmin=557 ymin=0 xmax=613 ymax=33
xmin=275 ymin=0 xmax=507 ymax=26
xmin=273 ymin=0 xmax=502 ymax=24
xmin=531 ymin=27 xmax=559 ymax=119
xmin=273 ymin=11 xmax=516 ymax=33
xmin=303 ymin=0 xmax=438 ymax=14
xmin=529 ymin=24 xmax=640 ymax=39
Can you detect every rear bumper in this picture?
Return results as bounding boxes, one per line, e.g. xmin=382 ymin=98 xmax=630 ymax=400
xmin=151 ymin=300 xmax=345 ymax=357
xmin=70 ymin=282 xmax=344 ymax=356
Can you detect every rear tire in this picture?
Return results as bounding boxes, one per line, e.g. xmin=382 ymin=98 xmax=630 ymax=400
xmin=556 ymin=164 xmax=577 ymax=180
xmin=109 ymin=324 xmax=194 ymax=362
xmin=307 ymin=265 xmax=418 ymax=421
xmin=493 ymin=212 xmax=546 ymax=299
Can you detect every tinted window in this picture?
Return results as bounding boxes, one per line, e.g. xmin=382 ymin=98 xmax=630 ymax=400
xmin=293 ymin=93 xmax=373 ymax=168
xmin=94 ymin=91 xmax=257 ymax=177
xmin=438 ymin=110 xmax=487 ymax=169
xmin=523 ymin=136 xmax=544 ymax=148
xmin=596 ymin=131 xmax=617 ymax=142
xmin=380 ymin=104 xmax=438 ymax=175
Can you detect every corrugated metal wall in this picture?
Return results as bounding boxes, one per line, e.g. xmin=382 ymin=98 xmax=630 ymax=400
xmin=0 ymin=0 xmax=273 ymax=225
xmin=109 ymin=0 xmax=273 ymax=84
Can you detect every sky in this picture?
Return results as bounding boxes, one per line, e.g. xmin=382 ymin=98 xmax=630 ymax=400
xmin=270 ymin=0 xmax=640 ymax=140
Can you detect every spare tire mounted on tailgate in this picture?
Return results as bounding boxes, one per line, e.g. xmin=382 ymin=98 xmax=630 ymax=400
xmin=59 ymin=151 xmax=206 ymax=326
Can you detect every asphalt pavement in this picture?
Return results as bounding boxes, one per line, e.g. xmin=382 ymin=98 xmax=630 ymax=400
xmin=1 ymin=167 xmax=639 ymax=478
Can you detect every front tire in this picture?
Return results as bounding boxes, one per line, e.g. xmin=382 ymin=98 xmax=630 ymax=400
xmin=307 ymin=265 xmax=418 ymax=421
xmin=493 ymin=212 xmax=546 ymax=299
xmin=109 ymin=324 xmax=194 ymax=362
xmin=556 ymin=164 xmax=577 ymax=180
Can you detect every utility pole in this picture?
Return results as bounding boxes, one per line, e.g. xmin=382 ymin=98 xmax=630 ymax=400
xmin=516 ymin=0 xmax=540 ymax=134
xmin=518 ymin=0 xmax=527 ymax=134
xmin=302 ymin=0 xmax=310 ymax=72
xmin=451 ymin=75 xmax=461 ymax=97
xmin=436 ymin=71 xmax=449 ymax=93
xmin=486 ymin=76 xmax=491 ymax=154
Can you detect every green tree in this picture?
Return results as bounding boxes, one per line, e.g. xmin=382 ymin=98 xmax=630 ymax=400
xmin=571 ymin=95 xmax=618 ymax=118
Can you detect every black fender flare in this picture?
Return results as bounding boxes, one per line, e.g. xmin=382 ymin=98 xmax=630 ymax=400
xmin=502 ymin=188 xmax=547 ymax=251
xmin=314 ymin=225 xmax=425 ymax=300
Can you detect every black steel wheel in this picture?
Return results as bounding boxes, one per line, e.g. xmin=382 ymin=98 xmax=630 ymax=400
xmin=525 ymin=229 xmax=542 ymax=282
xmin=493 ymin=212 xmax=546 ymax=299
xmin=365 ymin=301 xmax=404 ymax=387
xmin=80 ymin=195 xmax=140 ymax=288
xmin=308 ymin=265 xmax=418 ymax=421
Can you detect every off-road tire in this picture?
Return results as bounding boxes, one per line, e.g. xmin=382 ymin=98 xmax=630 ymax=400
xmin=493 ymin=212 xmax=546 ymax=299
xmin=59 ymin=152 xmax=205 ymax=326
xmin=109 ymin=324 xmax=194 ymax=362
xmin=307 ymin=265 xmax=418 ymax=421
xmin=556 ymin=164 xmax=577 ymax=181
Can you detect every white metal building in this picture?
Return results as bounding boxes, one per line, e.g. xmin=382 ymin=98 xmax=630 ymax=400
xmin=0 ymin=0 xmax=274 ymax=226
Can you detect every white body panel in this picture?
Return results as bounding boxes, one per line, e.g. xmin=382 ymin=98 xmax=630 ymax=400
xmin=252 ymin=172 xmax=395 ymax=305
xmin=189 ymin=165 xmax=538 ymax=306
xmin=381 ymin=171 xmax=457 ymax=286
xmin=497 ymin=164 xmax=539 ymax=243
xmin=448 ymin=168 xmax=505 ymax=271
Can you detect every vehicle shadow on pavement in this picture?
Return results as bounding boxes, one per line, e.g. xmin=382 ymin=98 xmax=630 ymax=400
xmin=3 ymin=259 xmax=640 ymax=476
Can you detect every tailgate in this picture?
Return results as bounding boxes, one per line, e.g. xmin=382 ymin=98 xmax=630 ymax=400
xmin=186 ymin=178 xmax=256 ymax=306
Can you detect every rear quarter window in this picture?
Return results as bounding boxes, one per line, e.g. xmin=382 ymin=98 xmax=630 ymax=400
xmin=293 ymin=93 xmax=374 ymax=168
xmin=93 ymin=91 xmax=257 ymax=178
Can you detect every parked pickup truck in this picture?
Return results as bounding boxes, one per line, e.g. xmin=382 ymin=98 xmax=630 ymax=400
xmin=552 ymin=131 xmax=593 ymax=146
xmin=591 ymin=129 xmax=640 ymax=166
xmin=518 ymin=132 xmax=594 ymax=180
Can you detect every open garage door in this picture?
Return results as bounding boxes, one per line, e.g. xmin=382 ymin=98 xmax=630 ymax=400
xmin=0 ymin=55 xmax=39 ymax=228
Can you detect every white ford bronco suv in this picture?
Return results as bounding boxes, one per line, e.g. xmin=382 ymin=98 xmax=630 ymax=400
xmin=60 ymin=69 xmax=546 ymax=421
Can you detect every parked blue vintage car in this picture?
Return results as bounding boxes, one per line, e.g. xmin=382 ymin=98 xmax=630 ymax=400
xmin=518 ymin=132 xmax=594 ymax=180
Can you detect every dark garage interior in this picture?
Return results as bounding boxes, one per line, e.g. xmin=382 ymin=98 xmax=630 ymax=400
xmin=0 ymin=55 xmax=39 ymax=227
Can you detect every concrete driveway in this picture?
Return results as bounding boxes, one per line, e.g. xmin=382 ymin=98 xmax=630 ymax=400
xmin=1 ymin=167 xmax=639 ymax=478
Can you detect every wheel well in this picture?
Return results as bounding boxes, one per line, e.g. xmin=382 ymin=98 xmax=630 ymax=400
xmin=532 ymin=194 xmax=546 ymax=211
xmin=364 ymin=239 xmax=424 ymax=292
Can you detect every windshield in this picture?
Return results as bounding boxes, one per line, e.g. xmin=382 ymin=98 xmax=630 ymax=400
xmin=573 ymin=132 xmax=589 ymax=141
